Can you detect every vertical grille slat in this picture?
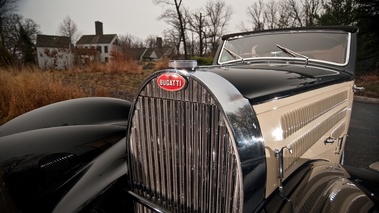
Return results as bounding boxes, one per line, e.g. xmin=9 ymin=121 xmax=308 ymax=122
xmin=144 ymin=98 xmax=155 ymax=199
xmin=157 ymin=99 xmax=167 ymax=206
xmin=128 ymin=76 xmax=243 ymax=213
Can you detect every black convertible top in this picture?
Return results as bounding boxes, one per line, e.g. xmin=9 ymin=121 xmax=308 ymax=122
xmin=222 ymin=25 xmax=359 ymax=40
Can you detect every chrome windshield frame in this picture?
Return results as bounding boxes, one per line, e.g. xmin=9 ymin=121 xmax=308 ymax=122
xmin=217 ymin=30 xmax=352 ymax=67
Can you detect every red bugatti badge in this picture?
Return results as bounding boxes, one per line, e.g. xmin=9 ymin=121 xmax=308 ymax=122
xmin=157 ymin=73 xmax=187 ymax=92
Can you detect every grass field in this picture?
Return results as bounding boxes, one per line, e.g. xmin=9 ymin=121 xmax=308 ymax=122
xmin=0 ymin=59 xmax=167 ymax=124
xmin=0 ymin=61 xmax=377 ymax=125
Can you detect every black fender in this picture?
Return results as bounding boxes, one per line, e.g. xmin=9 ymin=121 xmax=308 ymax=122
xmin=263 ymin=160 xmax=378 ymax=212
xmin=53 ymin=137 xmax=131 ymax=213
xmin=0 ymin=97 xmax=132 ymax=137
xmin=343 ymin=161 xmax=379 ymax=205
xmin=0 ymin=97 xmax=132 ymax=212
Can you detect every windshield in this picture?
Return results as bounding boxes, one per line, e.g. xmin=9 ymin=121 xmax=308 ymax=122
xmin=218 ymin=31 xmax=350 ymax=66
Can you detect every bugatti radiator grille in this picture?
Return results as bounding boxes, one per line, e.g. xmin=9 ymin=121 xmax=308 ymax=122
xmin=126 ymin=75 xmax=243 ymax=213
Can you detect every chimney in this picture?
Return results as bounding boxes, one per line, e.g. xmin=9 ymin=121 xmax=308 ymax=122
xmin=156 ymin=37 xmax=163 ymax=48
xmin=95 ymin=21 xmax=103 ymax=35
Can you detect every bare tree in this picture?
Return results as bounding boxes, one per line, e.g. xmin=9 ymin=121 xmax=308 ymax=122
xmin=302 ymin=0 xmax=322 ymax=26
xmin=145 ymin=34 xmax=160 ymax=48
xmin=247 ymin=0 xmax=266 ymax=30
xmin=1 ymin=14 xmax=40 ymax=65
xmin=277 ymin=1 xmax=296 ymax=28
xmin=263 ymin=0 xmax=298 ymax=29
xmin=58 ymin=16 xmax=79 ymax=45
xmin=118 ymin=33 xmax=144 ymax=59
xmin=205 ymin=0 xmax=233 ymax=55
xmin=264 ymin=0 xmax=278 ymax=29
xmin=154 ymin=0 xmax=189 ymax=59
xmin=188 ymin=12 xmax=208 ymax=56
xmin=0 ymin=0 xmax=17 ymax=13
xmin=0 ymin=0 xmax=18 ymax=66
xmin=284 ymin=0 xmax=301 ymax=26
xmin=163 ymin=27 xmax=181 ymax=56
xmin=244 ymin=0 xmax=322 ymax=31
xmin=285 ymin=0 xmax=322 ymax=26
xmin=119 ymin=34 xmax=144 ymax=49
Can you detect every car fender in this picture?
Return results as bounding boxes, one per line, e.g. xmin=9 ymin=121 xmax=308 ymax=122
xmin=0 ymin=97 xmax=132 ymax=212
xmin=0 ymin=97 xmax=132 ymax=137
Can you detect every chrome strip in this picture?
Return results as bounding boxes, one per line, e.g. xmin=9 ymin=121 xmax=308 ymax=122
xmin=281 ymin=91 xmax=348 ymax=139
xmin=284 ymin=109 xmax=347 ymax=170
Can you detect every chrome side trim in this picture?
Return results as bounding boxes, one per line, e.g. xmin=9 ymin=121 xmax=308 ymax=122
xmin=281 ymin=91 xmax=348 ymax=139
xmin=331 ymin=122 xmax=346 ymax=139
xmin=284 ymin=109 xmax=347 ymax=171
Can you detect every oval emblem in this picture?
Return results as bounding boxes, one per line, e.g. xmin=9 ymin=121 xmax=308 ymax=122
xmin=157 ymin=73 xmax=187 ymax=92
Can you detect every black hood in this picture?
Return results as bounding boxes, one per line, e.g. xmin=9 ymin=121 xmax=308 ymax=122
xmin=201 ymin=63 xmax=353 ymax=104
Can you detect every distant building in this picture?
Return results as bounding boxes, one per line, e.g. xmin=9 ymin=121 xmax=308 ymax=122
xmin=36 ymin=35 xmax=74 ymax=70
xmin=76 ymin=21 xmax=120 ymax=63
xmin=130 ymin=48 xmax=160 ymax=61
xmin=129 ymin=37 xmax=175 ymax=62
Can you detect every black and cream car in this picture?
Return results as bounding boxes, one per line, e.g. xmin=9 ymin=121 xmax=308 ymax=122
xmin=0 ymin=26 xmax=378 ymax=212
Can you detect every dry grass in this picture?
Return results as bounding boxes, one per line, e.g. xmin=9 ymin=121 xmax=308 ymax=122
xmin=77 ymin=58 xmax=143 ymax=74
xmin=0 ymin=67 xmax=88 ymax=124
xmin=1 ymin=61 xmax=378 ymax=125
xmin=0 ymin=60 xmax=154 ymax=125
xmin=154 ymin=57 xmax=170 ymax=70
xmin=52 ymin=65 xmax=154 ymax=101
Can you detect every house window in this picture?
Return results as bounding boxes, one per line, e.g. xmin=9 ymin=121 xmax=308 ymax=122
xmin=97 ymin=46 xmax=102 ymax=53
xmin=104 ymin=46 xmax=108 ymax=53
xmin=105 ymin=57 xmax=109 ymax=63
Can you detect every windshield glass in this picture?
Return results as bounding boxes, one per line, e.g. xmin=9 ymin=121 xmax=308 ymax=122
xmin=218 ymin=31 xmax=350 ymax=65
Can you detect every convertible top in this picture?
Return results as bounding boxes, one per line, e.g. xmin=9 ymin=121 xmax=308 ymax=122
xmin=222 ymin=25 xmax=359 ymax=40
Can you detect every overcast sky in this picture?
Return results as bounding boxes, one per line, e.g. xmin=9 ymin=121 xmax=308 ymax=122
xmin=17 ymin=0 xmax=252 ymax=40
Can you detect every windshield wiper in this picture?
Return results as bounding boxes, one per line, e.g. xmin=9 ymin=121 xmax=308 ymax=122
xmin=276 ymin=44 xmax=309 ymax=65
xmin=223 ymin=47 xmax=244 ymax=62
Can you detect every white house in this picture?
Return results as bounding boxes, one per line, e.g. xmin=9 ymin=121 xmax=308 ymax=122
xmin=36 ymin=35 xmax=74 ymax=70
xmin=76 ymin=21 xmax=120 ymax=63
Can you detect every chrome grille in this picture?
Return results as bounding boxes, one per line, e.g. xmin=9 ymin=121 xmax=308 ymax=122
xmin=127 ymin=75 xmax=243 ymax=213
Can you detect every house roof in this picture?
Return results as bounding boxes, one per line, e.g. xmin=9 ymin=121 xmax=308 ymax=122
xmin=130 ymin=48 xmax=148 ymax=59
xmin=144 ymin=48 xmax=157 ymax=58
xmin=36 ymin=35 xmax=71 ymax=48
xmin=130 ymin=48 xmax=162 ymax=60
xmin=76 ymin=34 xmax=117 ymax=45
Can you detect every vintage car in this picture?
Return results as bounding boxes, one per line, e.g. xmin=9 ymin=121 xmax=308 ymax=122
xmin=0 ymin=26 xmax=378 ymax=213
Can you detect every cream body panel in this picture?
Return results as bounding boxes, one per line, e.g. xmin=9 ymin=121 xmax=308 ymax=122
xmin=253 ymin=80 xmax=354 ymax=197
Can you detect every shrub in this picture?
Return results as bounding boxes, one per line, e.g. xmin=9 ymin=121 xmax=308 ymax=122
xmin=107 ymin=51 xmax=143 ymax=74
xmin=191 ymin=56 xmax=214 ymax=65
